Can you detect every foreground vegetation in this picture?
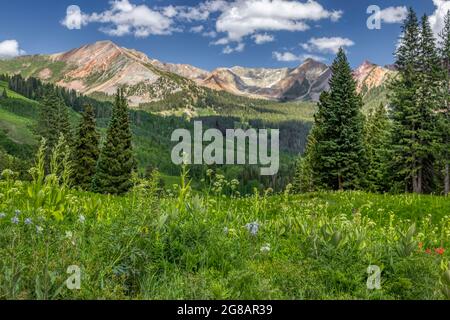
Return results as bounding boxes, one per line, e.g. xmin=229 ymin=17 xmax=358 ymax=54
xmin=0 ymin=147 xmax=449 ymax=299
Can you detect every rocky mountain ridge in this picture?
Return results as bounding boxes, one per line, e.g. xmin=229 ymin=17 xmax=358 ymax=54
xmin=0 ymin=40 xmax=394 ymax=106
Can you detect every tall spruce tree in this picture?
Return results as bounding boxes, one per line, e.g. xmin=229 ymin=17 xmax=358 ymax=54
xmin=308 ymin=48 xmax=366 ymax=190
xmin=416 ymin=14 xmax=442 ymax=193
xmin=73 ymin=104 xmax=100 ymax=190
xmin=389 ymin=10 xmax=441 ymax=193
xmin=293 ymin=127 xmax=317 ymax=193
xmin=93 ymin=89 xmax=134 ymax=195
xmin=364 ymin=104 xmax=391 ymax=192
xmin=438 ymin=10 xmax=450 ymax=196
xmin=37 ymin=91 xmax=72 ymax=152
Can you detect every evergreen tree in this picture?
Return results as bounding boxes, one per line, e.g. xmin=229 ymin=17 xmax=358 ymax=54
xmin=389 ymin=10 xmax=441 ymax=193
xmin=37 ymin=91 xmax=69 ymax=151
xmin=93 ymin=89 xmax=134 ymax=195
xmin=73 ymin=104 xmax=100 ymax=190
xmin=56 ymin=93 xmax=73 ymax=145
xmin=364 ymin=104 xmax=391 ymax=192
xmin=1 ymin=88 xmax=7 ymax=99
xmin=438 ymin=10 xmax=450 ymax=196
xmin=307 ymin=49 xmax=366 ymax=190
xmin=293 ymin=129 xmax=317 ymax=193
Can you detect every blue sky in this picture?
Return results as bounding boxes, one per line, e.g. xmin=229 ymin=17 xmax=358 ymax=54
xmin=0 ymin=1 xmax=444 ymax=70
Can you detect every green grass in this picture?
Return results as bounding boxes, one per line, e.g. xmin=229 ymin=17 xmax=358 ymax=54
xmin=0 ymin=108 xmax=36 ymax=145
xmin=0 ymin=56 xmax=69 ymax=83
xmin=0 ymin=160 xmax=449 ymax=300
xmin=0 ymin=81 xmax=39 ymax=105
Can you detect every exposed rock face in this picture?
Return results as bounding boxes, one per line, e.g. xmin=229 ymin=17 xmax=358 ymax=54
xmin=0 ymin=40 xmax=393 ymax=105
xmin=151 ymin=61 xmax=210 ymax=81
xmin=353 ymin=60 xmax=395 ymax=94
xmin=50 ymin=41 xmax=160 ymax=101
xmin=201 ymin=59 xmax=332 ymax=101
xmin=44 ymin=41 xmax=209 ymax=106
xmin=38 ymin=68 xmax=52 ymax=80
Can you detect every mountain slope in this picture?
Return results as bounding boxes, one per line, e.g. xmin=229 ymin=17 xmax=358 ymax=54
xmin=0 ymin=41 xmax=393 ymax=107
xmin=353 ymin=60 xmax=395 ymax=96
xmin=0 ymin=41 xmax=207 ymax=107
xmin=201 ymin=59 xmax=332 ymax=102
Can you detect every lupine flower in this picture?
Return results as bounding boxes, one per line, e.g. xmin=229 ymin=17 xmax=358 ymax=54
xmin=79 ymin=215 xmax=86 ymax=224
xmin=0 ymin=212 xmax=6 ymax=219
xmin=223 ymin=227 xmax=229 ymax=235
xmin=15 ymin=209 xmax=21 ymax=216
xmin=36 ymin=226 xmax=43 ymax=234
xmin=25 ymin=218 xmax=32 ymax=225
xmin=260 ymin=244 xmax=271 ymax=253
xmin=246 ymin=222 xmax=260 ymax=236
xmin=435 ymin=247 xmax=445 ymax=255
xmin=65 ymin=231 xmax=73 ymax=239
xmin=11 ymin=216 xmax=19 ymax=224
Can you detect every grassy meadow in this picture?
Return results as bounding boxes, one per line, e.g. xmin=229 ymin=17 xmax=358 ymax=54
xmin=0 ymin=146 xmax=449 ymax=300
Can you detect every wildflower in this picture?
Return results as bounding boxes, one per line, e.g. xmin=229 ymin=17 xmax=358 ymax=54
xmin=418 ymin=242 xmax=423 ymax=250
xmin=65 ymin=231 xmax=73 ymax=239
xmin=1 ymin=169 xmax=14 ymax=178
xmin=25 ymin=218 xmax=32 ymax=225
xmin=0 ymin=212 xmax=6 ymax=219
xmin=425 ymin=248 xmax=432 ymax=254
xmin=260 ymin=244 xmax=271 ymax=254
xmin=79 ymin=215 xmax=86 ymax=224
xmin=36 ymin=226 xmax=43 ymax=234
xmin=435 ymin=247 xmax=445 ymax=255
xmin=14 ymin=209 xmax=21 ymax=216
xmin=246 ymin=222 xmax=260 ymax=236
xmin=11 ymin=216 xmax=19 ymax=224
xmin=223 ymin=227 xmax=229 ymax=235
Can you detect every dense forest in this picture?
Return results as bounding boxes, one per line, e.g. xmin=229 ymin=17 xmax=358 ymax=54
xmin=0 ymin=72 xmax=310 ymax=194
xmin=294 ymin=9 xmax=449 ymax=196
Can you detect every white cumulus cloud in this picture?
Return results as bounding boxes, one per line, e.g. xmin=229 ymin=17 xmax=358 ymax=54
xmin=176 ymin=0 xmax=229 ymax=21
xmin=252 ymin=33 xmax=275 ymax=44
xmin=430 ymin=0 xmax=450 ymax=36
xmin=216 ymin=0 xmax=342 ymax=42
xmin=378 ymin=6 xmax=408 ymax=24
xmin=162 ymin=5 xmax=178 ymax=18
xmin=272 ymin=51 xmax=324 ymax=62
xmin=190 ymin=25 xmax=205 ymax=33
xmin=202 ymin=30 xmax=217 ymax=38
xmin=302 ymin=37 xmax=354 ymax=54
xmin=61 ymin=0 xmax=345 ymax=53
xmin=223 ymin=43 xmax=245 ymax=54
xmin=0 ymin=40 xmax=25 ymax=59
xmin=61 ymin=0 xmax=176 ymax=37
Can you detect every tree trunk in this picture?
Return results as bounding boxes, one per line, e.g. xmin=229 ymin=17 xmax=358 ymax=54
xmin=445 ymin=162 xmax=449 ymax=196
xmin=412 ymin=171 xmax=422 ymax=193
xmin=417 ymin=168 xmax=422 ymax=194
xmin=338 ymin=175 xmax=344 ymax=191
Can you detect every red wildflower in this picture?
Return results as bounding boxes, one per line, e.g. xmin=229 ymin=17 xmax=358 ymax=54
xmin=435 ymin=247 xmax=445 ymax=255
xmin=425 ymin=248 xmax=432 ymax=254
xmin=418 ymin=242 xmax=423 ymax=250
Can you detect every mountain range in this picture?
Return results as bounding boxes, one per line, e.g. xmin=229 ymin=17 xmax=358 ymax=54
xmin=0 ymin=40 xmax=395 ymax=107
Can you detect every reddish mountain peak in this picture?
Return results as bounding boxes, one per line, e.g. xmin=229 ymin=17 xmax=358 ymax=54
xmin=361 ymin=60 xmax=376 ymax=67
